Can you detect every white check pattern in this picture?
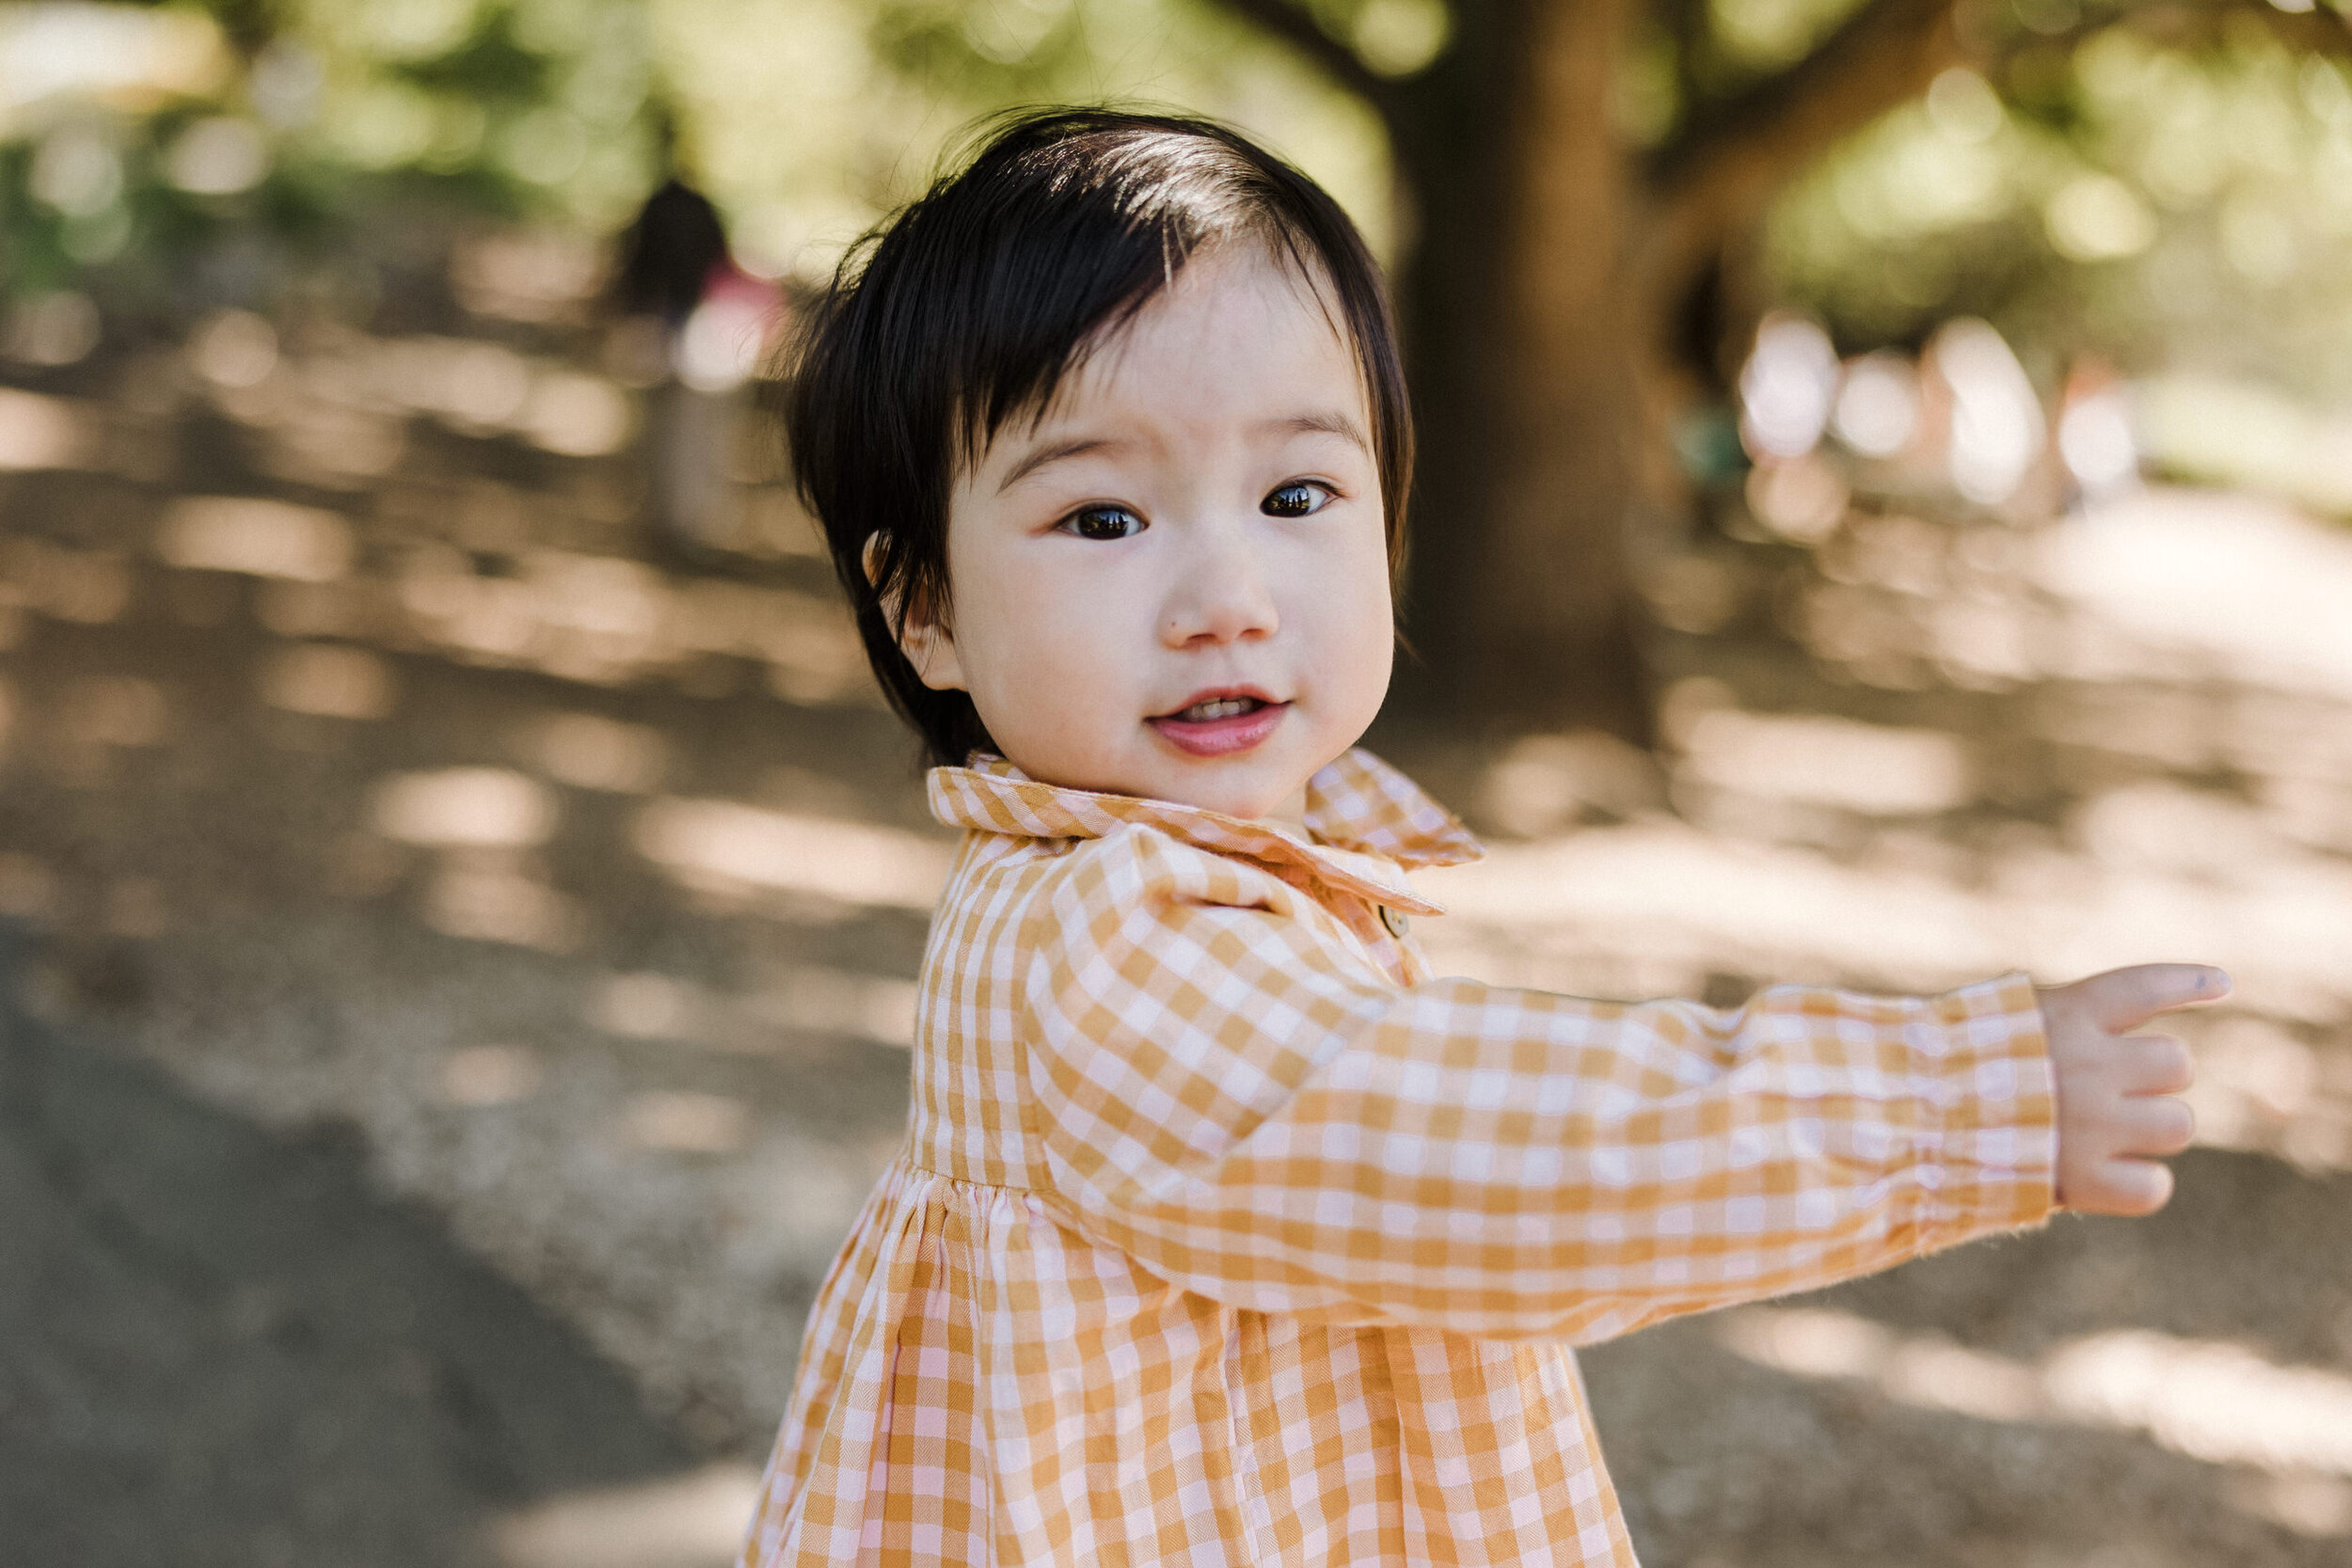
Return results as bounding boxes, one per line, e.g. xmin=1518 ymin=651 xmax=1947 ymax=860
xmin=740 ymin=749 xmax=2057 ymax=1567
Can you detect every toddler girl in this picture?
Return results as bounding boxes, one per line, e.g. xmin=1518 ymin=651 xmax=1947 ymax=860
xmin=739 ymin=108 xmax=2223 ymax=1568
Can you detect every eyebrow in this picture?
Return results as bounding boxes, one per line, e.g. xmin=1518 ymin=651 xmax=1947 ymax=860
xmin=995 ymin=436 xmax=1118 ymax=495
xmin=1265 ymin=410 xmax=1373 ymax=451
xmin=993 ymin=411 xmax=1371 ymax=496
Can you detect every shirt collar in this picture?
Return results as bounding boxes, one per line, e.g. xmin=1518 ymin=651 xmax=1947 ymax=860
xmin=926 ymin=749 xmax=1482 ymax=917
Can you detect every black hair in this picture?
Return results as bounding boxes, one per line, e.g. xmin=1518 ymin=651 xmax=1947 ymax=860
xmin=781 ymin=106 xmax=1413 ymax=768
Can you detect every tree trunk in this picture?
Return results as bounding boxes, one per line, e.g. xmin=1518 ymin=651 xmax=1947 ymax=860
xmin=1389 ymin=0 xmax=1651 ymax=743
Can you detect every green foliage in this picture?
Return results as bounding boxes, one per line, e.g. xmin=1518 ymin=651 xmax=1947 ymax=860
xmin=0 ymin=0 xmax=658 ymax=316
xmin=8 ymin=0 xmax=2351 ymax=425
xmin=1767 ymin=26 xmax=2352 ymax=403
xmin=1703 ymin=0 xmax=1866 ymax=76
xmin=0 ymin=0 xmax=1388 ymax=316
xmin=644 ymin=0 xmax=1393 ymax=281
xmin=278 ymin=0 xmax=656 ymax=223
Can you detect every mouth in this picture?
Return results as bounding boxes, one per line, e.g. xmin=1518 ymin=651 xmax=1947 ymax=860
xmin=1148 ymin=688 xmax=1289 ymax=757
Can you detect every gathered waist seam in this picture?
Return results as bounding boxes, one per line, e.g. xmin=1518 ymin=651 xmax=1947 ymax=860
xmin=898 ymin=1147 xmax=1044 ymax=1196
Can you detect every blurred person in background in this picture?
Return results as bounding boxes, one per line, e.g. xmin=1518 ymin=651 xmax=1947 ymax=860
xmin=612 ymin=109 xmax=757 ymax=564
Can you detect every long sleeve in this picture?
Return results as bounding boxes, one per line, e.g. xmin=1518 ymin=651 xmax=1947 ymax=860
xmin=1019 ymin=826 xmax=2057 ymax=1344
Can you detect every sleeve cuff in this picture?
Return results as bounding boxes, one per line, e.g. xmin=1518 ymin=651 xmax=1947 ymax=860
xmin=1920 ymin=971 xmax=2058 ymax=1241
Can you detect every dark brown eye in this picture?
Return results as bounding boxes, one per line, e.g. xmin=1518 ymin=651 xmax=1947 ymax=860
xmin=1059 ymin=504 xmax=1144 ymax=540
xmin=1263 ymin=481 xmax=1331 ymax=518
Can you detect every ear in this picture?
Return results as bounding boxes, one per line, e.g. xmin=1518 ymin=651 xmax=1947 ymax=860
xmin=864 ymin=531 xmax=966 ymax=691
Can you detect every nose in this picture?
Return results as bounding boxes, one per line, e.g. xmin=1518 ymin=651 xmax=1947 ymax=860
xmin=1161 ymin=514 xmax=1279 ymax=648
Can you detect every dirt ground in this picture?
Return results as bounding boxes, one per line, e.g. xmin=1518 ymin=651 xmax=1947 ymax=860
xmin=4 ymin=287 xmax=2351 ymax=1566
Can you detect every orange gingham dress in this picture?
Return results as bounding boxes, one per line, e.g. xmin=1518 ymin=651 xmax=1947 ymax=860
xmin=740 ymin=749 xmax=2057 ymax=1567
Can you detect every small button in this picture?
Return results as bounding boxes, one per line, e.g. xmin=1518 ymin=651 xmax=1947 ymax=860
xmin=1377 ymin=905 xmax=1409 ymax=939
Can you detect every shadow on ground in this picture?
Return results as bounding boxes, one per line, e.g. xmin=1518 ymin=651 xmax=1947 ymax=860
xmin=8 ymin=279 xmax=2352 ymax=1566
xmin=1584 ymin=1147 xmax=2352 ymax=1568
xmin=0 ymin=926 xmax=721 ymax=1568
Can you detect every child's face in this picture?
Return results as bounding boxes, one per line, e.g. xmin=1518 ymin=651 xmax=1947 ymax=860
xmin=904 ymin=245 xmax=1393 ymax=821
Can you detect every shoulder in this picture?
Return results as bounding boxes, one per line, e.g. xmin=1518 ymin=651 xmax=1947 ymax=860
xmin=996 ymin=826 xmax=1311 ymax=989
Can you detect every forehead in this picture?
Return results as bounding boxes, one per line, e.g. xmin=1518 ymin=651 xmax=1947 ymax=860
xmin=1101 ymin=245 xmax=1349 ymax=384
xmin=993 ymin=243 xmax=1366 ymax=451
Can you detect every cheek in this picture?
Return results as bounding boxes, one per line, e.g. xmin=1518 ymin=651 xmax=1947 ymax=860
xmin=957 ymin=554 xmax=1138 ymax=731
xmin=1279 ymin=523 xmax=1393 ymax=699
xmin=1321 ymin=524 xmax=1396 ymax=645
xmin=1340 ymin=589 xmax=1396 ymax=697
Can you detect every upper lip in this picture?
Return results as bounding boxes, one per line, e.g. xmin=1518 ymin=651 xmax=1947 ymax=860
xmin=1154 ymin=685 xmax=1284 ymax=719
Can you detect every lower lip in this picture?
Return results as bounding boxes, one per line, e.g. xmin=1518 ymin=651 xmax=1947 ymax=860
xmin=1148 ymin=703 xmax=1288 ymax=757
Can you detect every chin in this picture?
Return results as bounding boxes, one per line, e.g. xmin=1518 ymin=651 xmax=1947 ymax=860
xmin=1158 ymin=764 xmax=1303 ymax=821
xmin=1191 ymin=789 xmax=1285 ymax=819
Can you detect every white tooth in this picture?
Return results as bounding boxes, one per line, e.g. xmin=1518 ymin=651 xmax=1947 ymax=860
xmin=1173 ymin=696 xmax=1264 ymax=721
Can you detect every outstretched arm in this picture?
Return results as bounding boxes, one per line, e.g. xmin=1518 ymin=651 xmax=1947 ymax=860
xmin=1021 ymin=830 xmax=2059 ymax=1344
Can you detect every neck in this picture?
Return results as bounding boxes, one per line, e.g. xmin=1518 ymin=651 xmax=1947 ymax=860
xmin=1262 ymin=783 xmax=1310 ymax=831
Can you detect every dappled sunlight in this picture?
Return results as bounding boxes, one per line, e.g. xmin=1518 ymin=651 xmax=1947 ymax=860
xmin=1419 ymin=817 xmax=2011 ymax=993
xmin=0 ymin=8 xmax=2345 ymax=1560
xmin=1423 ymin=815 xmax=2352 ymax=1169
xmin=2189 ymin=1017 xmax=2352 ymax=1170
xmin=156 ymin=496 xmax=356 ymax=582
xmin=2233 ymin=1472 xmax=2352 ymax=1540
xmin=528 ymin=711 xmax=669 ymax=793
xmin=421 ymin=851 xmax=583 ymax=952
xmin=449 ymin=228 xmax=608 ymax=325
xmin=361 ymin=769 xmax=580 ymax=948
xmin=439 ymin=1041 xmax=547 ymax=1108
xmin=1932 ymin=319 xmax=2045 ymax=507
xmin=1720 ymin=1306 xmax=2352 ymax=1519
xmin=0 ymin=3 xmax=228 ymax=111
xmin=1743 ymin=451 xmax=1850 ymax=545
xmin=632 ymin=798 xmax=950 ymax=913
xmin=371 ymin=768 xmax=558 ymax=849
xmin=1475 ymin=729 xmax=1662 ymax=839
xmin=1830 ymin=350 xmax=1919 ymax=458
xmin=1468 ymin=483 xmax=2352 ymax=1178
xmin=592 ymin=971 xmax=708 ymax=1041
xmin=752 ymin=964 xmax=920 ymax=1051
xmin=588 ymin=965 xmax=917 ymax=1053
xmin=257 ymin=642 xmax=398 ymax=721
xmin=0 ymin=386 xmax=97 ymax=469
xmin=488 ymin=1463 xmax=762 ymax=1568
xmin=2137 ymin=376 xmax=2352 ymax=516
xmin=622 ymin=1090 xmax=752 ymax=1155
xmin=0 ymin=25 xmax=2341 ymax=1563
xmin=2036 ymin=490 xmax=2352 ymax=700
xmin=1676 ymin=707 xmax=1971 ymax=817
xmin=1739 ymin=312 xmax=1838 ymax=461
xmin=384 ymin=540 xmax=870 ymax=698
xmin=213 ymin=333 xmax=643 ymax=459
xmin=187 ymin=308 xmax=278 ymax=388
xmin=2 ymin=536 xmax=127 ymax=623
xmin=3 ymin=291 xmax=100 ymax=368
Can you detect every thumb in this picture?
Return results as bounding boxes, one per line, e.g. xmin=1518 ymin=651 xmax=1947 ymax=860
xmin=2065 ymin=964 xmax=2232 ymax=1033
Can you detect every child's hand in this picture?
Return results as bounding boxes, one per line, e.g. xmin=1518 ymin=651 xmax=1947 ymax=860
xmin=2035 ymin=964 xmax=2231 ymax=1216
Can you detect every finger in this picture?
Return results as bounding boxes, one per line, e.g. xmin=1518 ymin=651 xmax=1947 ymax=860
xmin=2118 ymin=1034 xmax=2195 ymax=1096
xmin=2112 ymin=1094 xmax=2196 ymax=1157
xmin=2106 ymin=1157 xmax=2175 ymax=1216
xmin=2074 ymin=965 xmax=2232 ymax=1033
xmin=2081 ymin=1158 xmax=2176 ymax=1217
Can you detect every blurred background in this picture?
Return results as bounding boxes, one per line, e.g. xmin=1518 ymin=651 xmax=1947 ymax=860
xmin=3 ymin=0 xmax=2352 ymax=1564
